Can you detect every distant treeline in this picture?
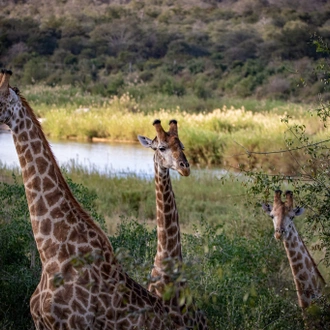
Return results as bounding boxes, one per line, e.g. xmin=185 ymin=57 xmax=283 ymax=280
xmin=1 ymin=0 xmax=330 ymax=104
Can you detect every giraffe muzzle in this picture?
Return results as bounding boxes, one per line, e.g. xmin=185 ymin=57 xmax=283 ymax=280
xmin=178 ymin=161 xmax=190 ymax=176
xmin=275 ymin=228 xmax=286 ymax=240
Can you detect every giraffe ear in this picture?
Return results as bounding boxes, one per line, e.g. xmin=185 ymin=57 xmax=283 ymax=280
xmin=137 ymin=135 xmax=154 ymax=148
xmin=9 ymin=88 xmax=19 ymax=103
xmin=294 ymin=207 xmax=305 ymax=216
xmin=262 ymin=203 xmax=272 ymax=215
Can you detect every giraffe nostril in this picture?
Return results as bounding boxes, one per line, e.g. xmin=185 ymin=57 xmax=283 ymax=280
xmin=179 ymin=161 xmax=189 ymax=168
xmin=275 ymin=228 xmax=286 ymax=239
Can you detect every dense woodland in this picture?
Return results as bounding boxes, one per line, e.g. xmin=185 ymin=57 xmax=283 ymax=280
xmin=1 ymin=0 xmax=330 ymax=104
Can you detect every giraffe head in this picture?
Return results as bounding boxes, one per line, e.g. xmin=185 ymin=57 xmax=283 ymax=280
xmin=262 ymin=190 xmax=305 ymax=240
xmin=0 ymin=69 xmax=20 ymax=125
xmin=138 ymin=119 xmax=190 ymax=176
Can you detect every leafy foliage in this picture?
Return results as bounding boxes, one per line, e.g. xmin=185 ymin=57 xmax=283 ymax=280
xmin=0 ymin=176 xmax=38 ymax=330
xmin=0 ymin=173 xmax=106 ymax=329
xmin=110 ymin=217 xmax=304 ymax=329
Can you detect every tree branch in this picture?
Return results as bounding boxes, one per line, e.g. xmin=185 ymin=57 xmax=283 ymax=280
xmin=233 ymin=138 xmax=330 ymax=156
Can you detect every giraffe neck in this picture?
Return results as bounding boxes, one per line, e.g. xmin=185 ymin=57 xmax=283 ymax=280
xmin=153 ymin=158 xmax=182 ymax=271
xmin=8 ymin=97 xmax=114 ymax=269
xmin=283 ymin=223 xmax=325 ymax=308
xmin=152 ymin=160 xmax=207 ymax=329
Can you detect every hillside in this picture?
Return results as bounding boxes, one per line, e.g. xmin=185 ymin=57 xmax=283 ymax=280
xmin=1 ymin=0 xmax=330 ymax=106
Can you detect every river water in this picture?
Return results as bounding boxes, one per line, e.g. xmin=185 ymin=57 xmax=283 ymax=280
xmin=0 ymin=131 xmax=227 ymax=179
xmin=0 ymin=131 xmax=155 ymax=178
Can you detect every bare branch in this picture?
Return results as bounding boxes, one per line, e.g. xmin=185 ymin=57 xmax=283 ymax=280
xmin=233 ymin=138 xmax=330 ymax=156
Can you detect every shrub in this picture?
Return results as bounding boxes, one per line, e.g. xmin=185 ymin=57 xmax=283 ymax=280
xmin=265 ymin=75 xmax=291 ymax=98
xmin=151 ymin=72 xmax=186 ymax=96
xmin=0 ymin=177 xmax=38 ymax=330
xmin=110 ymin=219 xmax=157 ymax=285
xmin=193 ymin=75 xmax=213 ymax=100
xmin=107 ymin=73 xmax=125 ymax=95
xmin=22 ymin=58 xmax=49 ymax=85
xmin=188 ymin=58 xmax=205 ymax=74
xmin=0 ymin=173 xmax=106 ymax=329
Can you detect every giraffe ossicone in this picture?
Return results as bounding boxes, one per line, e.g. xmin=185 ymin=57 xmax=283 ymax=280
xmin=262 ymin=189 xmax=326 ymax=310
xmin=0 ymin=69 xmax=185 ymax=330
xmin=138 ymin=119 xmax=208 ymax=329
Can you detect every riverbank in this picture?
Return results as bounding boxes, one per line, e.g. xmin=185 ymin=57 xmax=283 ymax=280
xmin=19 ymin=85 xmax=328 ymax=174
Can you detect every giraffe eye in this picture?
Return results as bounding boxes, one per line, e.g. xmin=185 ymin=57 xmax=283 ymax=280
xmin=159 ymin=146 xmax=166 ymax=152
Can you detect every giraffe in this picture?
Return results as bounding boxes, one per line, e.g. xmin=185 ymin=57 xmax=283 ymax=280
xmin=0 ymin=69 xmax=185 ymax=329
xmin=138 ymin=119 xmax=208 ymax=329
xmin=262 ymin=190 xmax=326 ymax=314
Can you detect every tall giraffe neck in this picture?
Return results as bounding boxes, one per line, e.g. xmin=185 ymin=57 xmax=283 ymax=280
xmin=283 ymin=223 xmax=325 ymax=308
xmin=153 ymin=158 xmax=182 ymax=272
xmin=9 ymin=97 xmax=114 ymax=268
xmin=152 ymin=155 xmax=208 ymax=329
xmin=136 ymin=122 xmax=208 ymax=329
xmin=150 ymin=156 xmax=186 ymax=326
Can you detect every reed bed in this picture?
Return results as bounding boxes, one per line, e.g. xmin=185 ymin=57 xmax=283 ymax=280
xmin=29 ymin=90 xmax=327 ymax=172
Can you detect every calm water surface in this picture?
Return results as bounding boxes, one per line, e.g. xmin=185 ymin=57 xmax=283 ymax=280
xmin=0 ymin=131 xmax=154 ymax=177
xmin=0 ymin=131 xmax=226 ymax=179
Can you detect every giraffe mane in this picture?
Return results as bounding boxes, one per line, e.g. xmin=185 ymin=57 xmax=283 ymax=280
xmin=301 ymin=238 xmax=326 ymax=285
xmin=20 ymin=95 xmax=113 ymax=249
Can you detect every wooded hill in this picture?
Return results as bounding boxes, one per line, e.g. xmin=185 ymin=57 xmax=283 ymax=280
xmin=1 ymin=0 xmax=330 ymax=105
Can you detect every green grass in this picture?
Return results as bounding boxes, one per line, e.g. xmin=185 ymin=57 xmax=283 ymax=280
xmin=59 ymin=162 xmax=258 ymax=235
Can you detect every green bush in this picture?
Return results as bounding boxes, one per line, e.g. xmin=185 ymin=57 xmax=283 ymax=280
xmin=182 ymin=128 xmax=225 ymax=165
xmin=151 ymin=72 xmax=186 ymax=96
xmin=0 ymin=177 xmax=38 ymax=330
xmin=0 ymin=173 xmax=106 ymax=329
xmin=193 ymin=75 xmax=213 ymax=100
xmin=22 ymin=58 xmax=49 ymax=85
xmin=109 ymin=216 xmax=305 ymax=329
xmin=107 ymin=73 xmax=125 ymax=95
